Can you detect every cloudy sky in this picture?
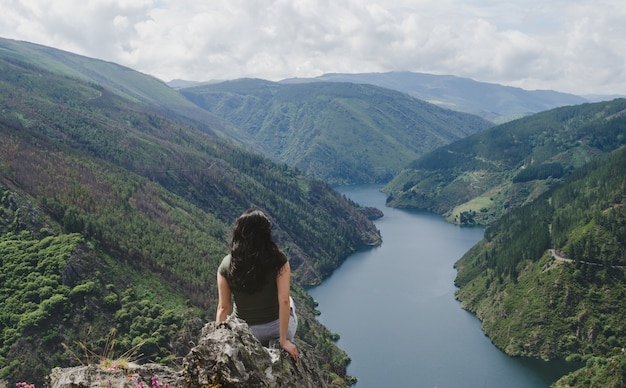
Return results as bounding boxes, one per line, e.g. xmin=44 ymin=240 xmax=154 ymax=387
xmin=1 ymin=0 xmax=625 ymax=95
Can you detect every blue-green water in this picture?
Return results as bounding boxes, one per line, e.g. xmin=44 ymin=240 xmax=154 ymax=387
xmin=308 ymin=185 xmax=580 ymax=387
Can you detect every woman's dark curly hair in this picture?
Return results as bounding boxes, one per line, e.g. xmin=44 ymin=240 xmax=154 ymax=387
xmin=228 ymin=209 xmax=287 ymax=293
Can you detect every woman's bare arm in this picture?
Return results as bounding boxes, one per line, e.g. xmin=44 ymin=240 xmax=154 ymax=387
xmin=277 ymin=262 xmax=298 ymax=361
xmin=216 ymin=272 xmax=232 ymax=322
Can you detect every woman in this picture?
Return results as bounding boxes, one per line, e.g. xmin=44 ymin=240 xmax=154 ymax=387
xmin=216 ymin=209 xmax=299 ymax=361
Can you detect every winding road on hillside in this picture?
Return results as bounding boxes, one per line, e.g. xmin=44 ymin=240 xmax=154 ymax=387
xmin=550 ymin=249 xmax=626 ymax=269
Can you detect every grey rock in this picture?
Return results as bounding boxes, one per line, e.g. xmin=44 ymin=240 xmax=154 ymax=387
xmin=50 ymin=317 xmax=327 ymax=388
xmin=183 ymin=317 xmax=327 ymax=387
xmin=49 ymin=363 xmax=182 ymax=387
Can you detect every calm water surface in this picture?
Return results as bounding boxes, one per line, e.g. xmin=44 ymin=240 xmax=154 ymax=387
xmin=308 ymin=185 xmax=579 ymax=388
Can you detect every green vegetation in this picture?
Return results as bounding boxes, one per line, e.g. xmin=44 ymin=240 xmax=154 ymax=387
xmin=513 ymin=162 xmax=565 ymax=183
xmin=1 ymin=38 xmax=206 ymax=112
xmin=180 ymin=79 xmax=492 ymax=185
xmin=0 ymin=53 xmax=380 ymax=285
xmin=0 ymin=37 xmax=254 ymax=147
xmin=0 ymin=41 xmax=381 ymax=385
xmin=454 ymin=145 xmax=626 ymax=385
xmin=384 ymin=98 xmax=626 ymax=225
xmin=0 ymin=219 xmax=190 ymax=380
xmin=553 ymin=355 xmax=626 ymax=388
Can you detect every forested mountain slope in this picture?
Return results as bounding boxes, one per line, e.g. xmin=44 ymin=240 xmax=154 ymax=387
xmin=0 ymin=37 xmax=252 ymax=144
xmin=180 ymin=79 xmax=492 ymax=185
xmin=0 ymin=41 xmax=380 ymax=385
xmin=454 ymin=145 xmax=626 ymax=387
xmin=281 ymin=71 xmax=587 ymax=123
xmin=384 ymin=98 xmax=626 ymax=225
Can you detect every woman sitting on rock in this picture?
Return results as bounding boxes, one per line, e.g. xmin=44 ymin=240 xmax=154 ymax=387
xmin=216 ymin=209 xmax=299 ymax=361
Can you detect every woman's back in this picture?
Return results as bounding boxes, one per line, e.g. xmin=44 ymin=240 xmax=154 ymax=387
xmin=216 ymin=209 xmax=299 ymax=361
xmin=218 ymin=254 xmax=280 ymax=325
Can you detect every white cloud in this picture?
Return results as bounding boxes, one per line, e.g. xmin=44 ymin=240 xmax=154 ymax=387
xmin=1 ymin=0 xmax=625 ymax=95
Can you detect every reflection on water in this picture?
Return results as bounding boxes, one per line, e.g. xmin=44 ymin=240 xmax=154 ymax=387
xmin=307 ymin=185 xmax=581 ymax=388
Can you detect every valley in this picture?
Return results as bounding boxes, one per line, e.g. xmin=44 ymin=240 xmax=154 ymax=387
xmin=1 ymin=36 xmax=625 ymax=387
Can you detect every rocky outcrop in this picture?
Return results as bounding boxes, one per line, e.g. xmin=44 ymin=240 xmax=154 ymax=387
xmin=49 ymin=317 xmax=327 ymax=388
xmin=49 ymin=363 xmax=182 ymax=388
xmin=183 ymin=318 xmax=327 ymax=387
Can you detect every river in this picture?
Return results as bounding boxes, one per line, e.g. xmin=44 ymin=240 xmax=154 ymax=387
xmin=307 ymin=185 xmax=579 ymax=388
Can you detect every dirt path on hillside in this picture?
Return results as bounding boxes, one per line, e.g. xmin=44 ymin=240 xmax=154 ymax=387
xmin=550 ymin=249 xmax=626 ymax=269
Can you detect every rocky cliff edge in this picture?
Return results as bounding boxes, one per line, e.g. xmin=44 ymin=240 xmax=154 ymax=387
xmin=49 ymin=317 xmax=328 ymax=388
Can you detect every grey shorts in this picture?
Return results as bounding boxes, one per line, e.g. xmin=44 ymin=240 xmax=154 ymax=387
xmin=249 ymin=297 xmax=298 ymax=346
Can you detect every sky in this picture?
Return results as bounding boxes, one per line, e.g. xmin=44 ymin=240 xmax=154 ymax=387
xmin=1 ymin=0 xmax=625 ymax=96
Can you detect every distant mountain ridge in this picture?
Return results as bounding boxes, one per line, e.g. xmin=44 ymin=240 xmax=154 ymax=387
xmin=180 ymin=78 xmax=493 ymax=185
xmin=281 ymin=71 xmax=589 ymax=123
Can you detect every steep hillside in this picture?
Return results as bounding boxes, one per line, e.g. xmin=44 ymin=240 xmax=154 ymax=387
xmin=453 ymin=145 xmax=626 ymax=386
xmin=0 ymin=42 xmax=380 ymax=385
xmin=281 ymin=71 xmax=587 ymax=123
xmin=180 ymin=79 xmax=492 ymax=185
xmin=0 ymin=37 xmax=252 ymax=144
xmin=384 ymin=98 xmax=626 ymax=225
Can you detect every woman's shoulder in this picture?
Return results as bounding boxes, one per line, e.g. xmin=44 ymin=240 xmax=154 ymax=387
xmin=218 ymin=254 xmax=231 ymax=275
